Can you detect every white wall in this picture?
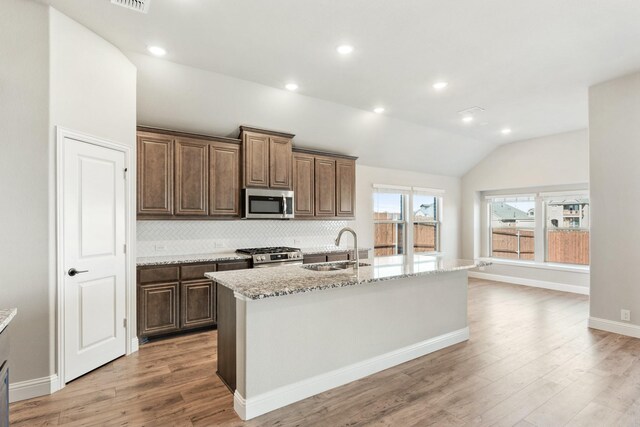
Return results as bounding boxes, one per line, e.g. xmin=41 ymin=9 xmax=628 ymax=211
xmin=128 ymin=52 xmax=494 ymax=178
xmin=0 ymin=4 xmax=137 ymax=398
xmin=589 ymin=71 xmax=640 ymax=334
xmin=0 ymin=0 xmax=51 ymax=384
xmin=461 ymin=130 xmax=590 ymax=290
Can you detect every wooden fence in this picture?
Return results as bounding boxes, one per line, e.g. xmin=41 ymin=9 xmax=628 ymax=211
xmin=491 ymin=228 xmax=535 ymax=260
xmin=491 ymin=228 xmax=589 ymax=265
xmin=374 ymin=221 xmax=436 ymax=256
xmin=547 ymin=230 xmax=589 ymax=265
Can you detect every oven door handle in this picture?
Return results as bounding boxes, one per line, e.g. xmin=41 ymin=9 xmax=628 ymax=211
xmin=282 ymin=194 xmax=287 ymax=218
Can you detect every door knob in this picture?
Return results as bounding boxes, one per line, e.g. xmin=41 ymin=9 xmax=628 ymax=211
xmin=68 ymin=268 xmax=88 ymax=277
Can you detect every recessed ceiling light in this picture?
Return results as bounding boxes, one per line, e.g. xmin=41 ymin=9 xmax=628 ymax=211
xmin=501 ymin=128 xmax=512 ymax=135
xmin=147 ymin=46 xmax=166 ymax=56
xmin=462 ymin=116 xmax=474 ymax=123
xmin=337 ymin=45 xmax=354 ymax=55
xmin=433 ymin=81 xmax=448 ymax=90
xmin=285 ymin=83 xmax=298 ymax=91
xmin=373 ymin=107 xmax=385 ymax=114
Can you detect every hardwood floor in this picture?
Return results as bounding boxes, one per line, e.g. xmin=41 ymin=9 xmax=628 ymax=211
xmin=10 ymin=278 xmax=640 ymax=426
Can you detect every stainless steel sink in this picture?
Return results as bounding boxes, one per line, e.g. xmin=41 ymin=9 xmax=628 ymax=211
xmin=302 ymin=262 xmax=370 ymax=272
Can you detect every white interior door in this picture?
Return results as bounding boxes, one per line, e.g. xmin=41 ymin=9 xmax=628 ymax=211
xmin=63 ymin=136 xmax=127 ymax=383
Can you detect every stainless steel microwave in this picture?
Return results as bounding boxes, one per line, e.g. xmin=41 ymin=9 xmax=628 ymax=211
xmin=243 ymin=188 xmax=294 ymax=219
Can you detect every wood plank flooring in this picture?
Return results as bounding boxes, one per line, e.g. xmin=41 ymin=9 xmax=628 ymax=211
xmin=10 ymin=278 xmax=640 ymax=426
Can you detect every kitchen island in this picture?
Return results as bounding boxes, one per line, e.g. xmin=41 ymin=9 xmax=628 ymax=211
xmin=206 ymin=255 xmax=486 ymax=420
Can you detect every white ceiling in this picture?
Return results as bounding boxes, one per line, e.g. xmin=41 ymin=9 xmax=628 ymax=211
xmin=46 ymin=0 xmax=640 ymax=171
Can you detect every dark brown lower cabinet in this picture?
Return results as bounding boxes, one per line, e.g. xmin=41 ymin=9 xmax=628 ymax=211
xmin=181 ymin=281 xmax=216 ymax=329
xmin=303 ymin=250 xmax=369 ymax=264
xmin=138 ymin=282 xmax=180 ymax=337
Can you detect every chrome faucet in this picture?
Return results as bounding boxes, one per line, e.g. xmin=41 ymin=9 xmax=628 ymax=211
xmin=335 ymin=227 xmax=359 ymax=274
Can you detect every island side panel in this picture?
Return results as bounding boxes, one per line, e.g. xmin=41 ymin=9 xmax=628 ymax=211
xmin=216 ymin=284 xmax=236 ymax=391
xmin=242 ymin=270 xmax=468 ymax=400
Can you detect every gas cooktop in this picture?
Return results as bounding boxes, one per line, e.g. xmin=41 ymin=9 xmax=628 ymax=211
xmin=236 ymin=247 xmax=303 ymax=268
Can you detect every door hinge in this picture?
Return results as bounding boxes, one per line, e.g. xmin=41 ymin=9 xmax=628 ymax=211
xmin=123 ymin=318 xmax=127 ymax=328
xmin=123 ymin=243 xmax=127 ymax=254
xmin=123 ymin=168 xmax=128 ymax=179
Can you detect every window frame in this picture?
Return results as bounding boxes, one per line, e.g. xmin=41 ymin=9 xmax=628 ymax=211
xmin=411 ymin=192 xmax=441 ymax=255
xmin=373 ymin=187 xmax=444 ymax=257
xmin=484 ymin=189 xmax=590 ymax=267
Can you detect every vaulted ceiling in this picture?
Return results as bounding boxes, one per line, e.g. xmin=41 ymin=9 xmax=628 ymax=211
xmin=45 ymin=0 xmax=640 ymax=175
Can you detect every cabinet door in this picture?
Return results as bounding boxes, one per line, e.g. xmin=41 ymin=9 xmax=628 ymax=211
xmin=269 ymin=137 xmax=293 ymax=189
xmin=210 ymin=142 xmax=241 ymax=216
xmin=293 ymin=153 xmax=315 ymax=217
xmin=336 ymin=159 xmax=356 ymax=217
xmin=137 ymin=133 xmax=174 ymax=215
xmin=243 ymin=132 xmax=270 ymax=188
xmin=327 ymin=252 xmax=349 ymax=262
xmin=175 ymin=138 xmax=209 ymax=216
xmin=303 ymin=254 xmax=327 ymax=264
xmin=315 ymin=157 xmax=336 ymax=217
xmin=181 ymin=281 xmax=216 ymax=329
xmin=138 ymin=282 xmax=180 ymax=337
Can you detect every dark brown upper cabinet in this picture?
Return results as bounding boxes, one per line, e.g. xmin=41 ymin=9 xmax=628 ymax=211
xmin=315 ymin=156 xmax=336 ymax=217
xmin=240 ymin=126 xmax=294 ymax=190
xmin=242 ymin=131 xmax=270 ymax=188
xmin=175 ymin=138 xmax=209 ymax=216
xmin=336 ymin=158 xmax=356 ymax=217
xmin=209 ymin=142 xmax=241 ymax=217
xmin=270 ymin=136 xmax=293 ymax=189
xmin=137 ymin=132 xmax=174 ymax=215
xmin=292 ymin=152 xmax=315 ymax=217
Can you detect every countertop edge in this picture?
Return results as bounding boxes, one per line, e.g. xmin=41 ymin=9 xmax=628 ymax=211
xmin=207 ymin=261 xmax=488 ymax=301
xmin=0 ymin=308 xmax=17 ymax=334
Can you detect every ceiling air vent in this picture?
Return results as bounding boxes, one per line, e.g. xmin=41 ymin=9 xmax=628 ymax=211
xmin=111 ymin=0 xmax=151 ymax=14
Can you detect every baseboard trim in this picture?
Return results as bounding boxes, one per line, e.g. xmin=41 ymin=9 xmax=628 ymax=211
xmin=130 ymin=337 xmax=139 ymax=354
xmin=234 ymin=327 xmax=469 ymax=420
xmin=9 ymin=374 xmax=60 ymax=403
xmin=588 ymin=317 xmax=640 ymax=339
xmin=469 ymin=271 xmax=589 ymax=295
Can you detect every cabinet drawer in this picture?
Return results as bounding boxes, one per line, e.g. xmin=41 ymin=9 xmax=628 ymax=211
xmin=181 ymin=263 xmax=217 ymax=281
xmin=138 ymin=266 xmax=179 ymax=284
xmin=349 ymin=250 xmax=369 ymax=260
xmin=303 ymin=254 xmax=327 ymax=264
xmin=217 ymin=260 xmax=251 ymax=271
xmin=327 ymin=253 xmax=349 ymax=262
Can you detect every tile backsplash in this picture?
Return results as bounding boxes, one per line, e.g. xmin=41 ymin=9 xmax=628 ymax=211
xmin=137 ymin=220 xmax=356 ymax=257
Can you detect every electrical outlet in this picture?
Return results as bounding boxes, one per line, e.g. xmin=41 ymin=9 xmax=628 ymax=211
xmin=621 ymin=309 xmax=631 ymax=322
xmin=155 ymin=244 xmax=167 ymax=252
xmin=293 ymin=239 xmax=300 ymax=245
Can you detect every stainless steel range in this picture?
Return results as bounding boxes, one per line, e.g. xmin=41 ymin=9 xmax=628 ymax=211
xmin=236 ymin=246 xmax=303 ymax=268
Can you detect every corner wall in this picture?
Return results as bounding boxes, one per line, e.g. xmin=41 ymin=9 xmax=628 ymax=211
xmin=588 ymin=71 xmax=640 ymax=337
xmin=461 ymin=129 xmax=590 ymax=292
xmin=0 ymin=0 xmax=51 ymax=385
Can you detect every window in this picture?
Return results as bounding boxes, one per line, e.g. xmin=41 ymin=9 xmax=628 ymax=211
xmin=413 ymin=193 xmax=440 ymax=254
xmin=544 ymin=195 xmax=589 ymax=265
xmin=373 ymin=192 xmax=406 ymax=256
xmin=489 ymin=196 xmax=535 ymax=260
xmin=373 ymin=188 xmax=442 ymax=257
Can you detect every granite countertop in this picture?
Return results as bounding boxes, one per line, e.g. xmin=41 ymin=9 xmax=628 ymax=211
xmin=137 ymin=252 xmax=250 ymax=266
xmin=206 ymin=255 xmax=490 ymax=300
xmin=0 ymin=308 xmax=17 ymax=334
xmin=300 ymin=246 xmax=372 ymax=255
xmin=137 ymin=247 xmax=372 ymax=266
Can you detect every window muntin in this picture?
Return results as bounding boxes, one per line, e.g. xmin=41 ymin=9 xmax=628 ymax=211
xmin=373 ymin=192 xmax=406 ymax=256
xmin=545 ymin=196 xmax=589 ymax=265
xmin=489 ymin=196 xmax=535 ymax=260
xmin=412 ymin=194 xmax=439 ymax=254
